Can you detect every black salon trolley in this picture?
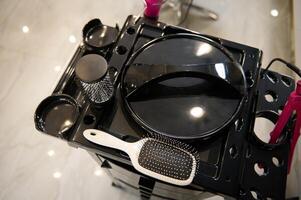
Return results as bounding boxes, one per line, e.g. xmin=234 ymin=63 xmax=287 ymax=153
xmin=34 ymin=15 xmax=296 ymax=200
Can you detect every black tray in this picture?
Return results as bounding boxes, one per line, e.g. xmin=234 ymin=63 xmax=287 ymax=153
xmin=35 ymin=15 xmax=295 ymax=200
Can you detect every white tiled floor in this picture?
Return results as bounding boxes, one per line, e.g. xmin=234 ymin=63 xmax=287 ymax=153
xmin=0 ymin=0 xmax=298 ymax=199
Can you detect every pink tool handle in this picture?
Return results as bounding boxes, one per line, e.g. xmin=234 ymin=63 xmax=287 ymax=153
xmin=287 ymin=112 xmax=301 ymax=171
xmin=269 ymin=101 xmax=293 ymax=144
xmin=269 ymin=81 xmax=301 ymax=173
xmin=144 ymin=0 xmax=163 ymax=19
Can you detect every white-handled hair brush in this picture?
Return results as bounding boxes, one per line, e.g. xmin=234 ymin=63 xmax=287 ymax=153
xmin=83 ymin=129 xmax=197 ymax=186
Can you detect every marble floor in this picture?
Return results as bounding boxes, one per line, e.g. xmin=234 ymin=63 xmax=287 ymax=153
xmin=0 ymin=0 xmax=298 ymax=199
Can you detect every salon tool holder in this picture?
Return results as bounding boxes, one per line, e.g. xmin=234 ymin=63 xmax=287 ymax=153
xmin=35 ymin=16 xmax=296 ymax=200
xmin=270 ymin=80 xmax=301 ymax=173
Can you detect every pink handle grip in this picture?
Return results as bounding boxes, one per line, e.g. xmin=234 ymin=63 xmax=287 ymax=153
xmin=144 ymin=0 xmax=164 ymax=19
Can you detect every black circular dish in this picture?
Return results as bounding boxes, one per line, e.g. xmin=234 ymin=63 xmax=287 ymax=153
xmin=83 ymin=19 xmax=119 ymax=50
xmin=120 ymin=33 xmax=247 ymax=140
xmin=34 ymin=94 xmax=80 ymax=136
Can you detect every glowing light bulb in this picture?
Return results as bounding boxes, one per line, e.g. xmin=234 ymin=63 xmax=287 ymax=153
xmin=54 ymin=65 xmax=61 ymax=72
xmin=53 ymin=172 xmax=62 ymax=179
xmin=68 ymin=35 xmax=76 ymax=43
xmin=270 ymin=9 xmax=279 ymax=17
xmin=47 ymin=150 xmax=55 ymax=157
xmin=22 ymin=26 xmax=29 ymax=33
xmin=94 ymin=169 xmax=103 ymax=176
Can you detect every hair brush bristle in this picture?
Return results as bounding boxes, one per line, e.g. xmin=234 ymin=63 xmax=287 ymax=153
xmin=136 ymin=133 xmax=200 ymax=183
xmin=143 ymin=132 xmax=201 ymax=165
xmin=138 ymin=139 xmax=195 ymax=180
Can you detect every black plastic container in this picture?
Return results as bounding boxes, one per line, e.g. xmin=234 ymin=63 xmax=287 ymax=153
xmin=34 ymin=94 xmax=80 ymax=138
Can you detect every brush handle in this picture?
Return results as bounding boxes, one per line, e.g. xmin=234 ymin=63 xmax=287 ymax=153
xmin=83 ymin=129 xmax=130 ymax=153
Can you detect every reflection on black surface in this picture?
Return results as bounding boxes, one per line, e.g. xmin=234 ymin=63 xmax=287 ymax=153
xmin=44 ymin=103 xmax=77 ymax=134
xmin=127 ymin=76 xmax=240 ymax=138
xmin=128 ymin=76 xmax=240 ymax=101
xmin=85 ymin=25 xmax=118 ymax=48
xmin=124 ymin=63 xmax=246 ymax=96
xmin=190 ymin=106 xmax=205 ymax=118
xmin=133 ymin=38 xmax=230 ymax=65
